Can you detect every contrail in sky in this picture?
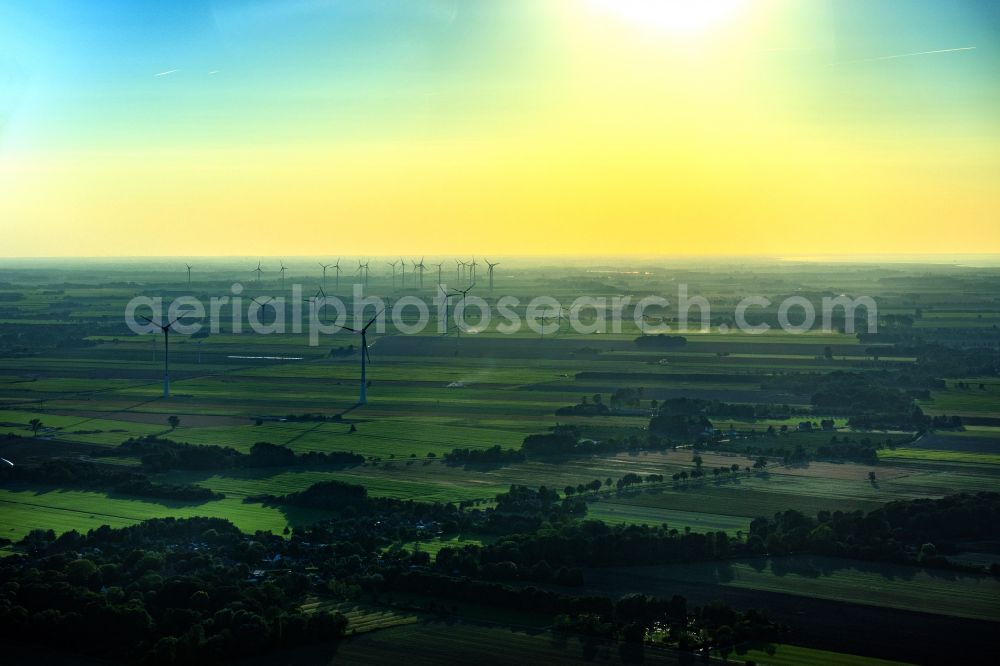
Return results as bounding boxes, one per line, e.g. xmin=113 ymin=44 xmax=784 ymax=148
xmin=154 ymin=69 xmax=179 ymax=77
xmin=829 ymin=46 xmax=975 ymax=66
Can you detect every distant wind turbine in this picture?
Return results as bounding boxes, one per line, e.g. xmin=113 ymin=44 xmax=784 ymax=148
xmin=415 ymin=257 xmax=426 ymax=289
xmin=140 ymin=315 xmax=185 ymax=398
xmin=540 ymin=307 xmax=568 ymax=340
xmin=387 ymin=259 xmax=399 ymax=289
xmin=278 ymin=260 xmax=287 ymax=288
xmin=305 ymin=286 xmax=327 ymax=304
xmin=333 ymin=258 xmax=342 ymax=291
xmin=341 ymin=310 xmax=383 ymax=405
xmin=252 ymin=260 xmax=264 ymax=283
xmin=357 ymin=260 xmax=371 ymax=287
xmin=485 ymin=259 xmax=499 ymax=293
xmin=319 ymin=262 xmax=332 ymax=287
xmin=449 ymin=283 xmax=475 ymax=346
xmin=439 ymin=285 xmax=456 ymax=335
xmin=185 ymin=262 xmax=192 ymax=286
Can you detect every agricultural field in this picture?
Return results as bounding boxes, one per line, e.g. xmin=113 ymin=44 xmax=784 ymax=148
xmin=586 ymin=556 xmax=1000 ymax=622
xmin=1 ymin=259 xmax=999 ymax=664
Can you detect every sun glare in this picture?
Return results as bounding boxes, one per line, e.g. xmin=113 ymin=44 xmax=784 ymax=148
xmin=589 ymin=0 xmax=748 ymax=34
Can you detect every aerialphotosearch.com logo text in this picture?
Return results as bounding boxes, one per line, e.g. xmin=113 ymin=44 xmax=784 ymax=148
xmin=124 ymin=283 xmax=877 ymax=345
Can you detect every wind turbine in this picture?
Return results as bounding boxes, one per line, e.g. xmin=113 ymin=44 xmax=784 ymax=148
xmin=455 ymin=259 xmax=463 ymax=283
xmin=439 ymin=285 xmax=456 ymax=335
xmin=139 ymin=315 xmax=184 ymax=398
xmin=539 ymin=307 xmax=568 ymax=340
xmin=305 ymin=286 xmax=327 ymax=304
xmin=434 ymin=261 xmax=444 ymax=285
xmin=333 ymin=258 xmax=342 ymax=291
xmin=341 ymin=310 xmax=383 ymax=405
xmin=278 ymin=260 xmax=287 ymax=288
xmin=319 ymin=262 xmax=332 ymax=287
xmin=400 ymin=257 xmax=407 ymax=289
xmin=387 ymin=259 xmax=399 ymax=288
xmin=449 ymin=283 xmax=475 ymax=344
xmin=485 ymin=259 xmax=499 ymax=293
xmin=415 ymin=257 xmax=426 ymax=289
xmin=468 ymin=257 xmax=478 ymax=283
xmin=185 ymin=262 xmax=192 ymax=286
xmin=252 ymin=260 xmax=264 ymax=283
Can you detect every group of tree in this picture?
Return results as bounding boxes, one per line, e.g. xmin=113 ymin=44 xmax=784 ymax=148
xmin=1 ymin=459 xmax=221 ymax=502
xmin=119 ymin=437 xmax=364 ymax=472
xmin=747 ymin=492 xmax=1000 ymax=569
xmin=0 ymin=518 xmax=347 ymax=663
xmin=443 ymin=445 xmax=525 ymax=467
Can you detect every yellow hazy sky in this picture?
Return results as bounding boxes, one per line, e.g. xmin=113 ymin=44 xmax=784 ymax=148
xmin=1 ymin=0 xmax=998 ymax=256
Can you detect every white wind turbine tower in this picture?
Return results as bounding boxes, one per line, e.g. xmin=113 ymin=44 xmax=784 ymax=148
xmin=434 ymin=261 xmax=444 ymax=285
xmin=185 ymin=262 xmax=192 ymax=286
xmin=438 ymin=285 xmax=458 ymax=336
xmin=139 ymin=315 xmax=186 ymax=398
xmin=399 ymin=257 xmax=407 ymax=289
xmin=278 ymin=260 xmax=287 ymax=288
xmin=415 ymin=257 xmax=426 ymax=289
xmin=387 ymin=259 xmax=399 ymax=289
xmin=539 ymin=307 xmax=568 ymax=340
xmin=341 ymin=310 xmax=383 ymax=405
xmin=485 ymin=259 xmax=499 ymax=293
xmin=333 ymin=258 xmax=342 ymax=291
xmin=319 ymin=262 xmax=332 ymax=288
xmin=449 ymin=283 xmax=475 ymax=348
xmin=252 ymin=260 xmax=264 ymax=283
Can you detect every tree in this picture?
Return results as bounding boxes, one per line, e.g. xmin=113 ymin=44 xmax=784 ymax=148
xmin=66 ymin=558 xmax=97 ymax=585
xmin=167 ymin=415 xmax=180 ymax=430
xmin=714 ymin=624 xmax=735 ymax=660
xmin=29 ymin=418 xmax=43 ymax=436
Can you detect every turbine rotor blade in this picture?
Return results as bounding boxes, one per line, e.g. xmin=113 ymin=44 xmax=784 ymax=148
xmin=363 ymin=308 xmax=384 ymax=330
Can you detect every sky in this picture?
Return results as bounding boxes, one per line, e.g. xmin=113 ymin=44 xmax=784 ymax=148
xmin=0 ymin=0 xmax=998 ymax=257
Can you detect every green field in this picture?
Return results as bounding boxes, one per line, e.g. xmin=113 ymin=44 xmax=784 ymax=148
xmin=2 ymin=259 xmax=999 ymax=664
xmin=737 ymin=645 xmax=914 ymax=666
xmin=588 ymin=556 xmax=1000 ymax=621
